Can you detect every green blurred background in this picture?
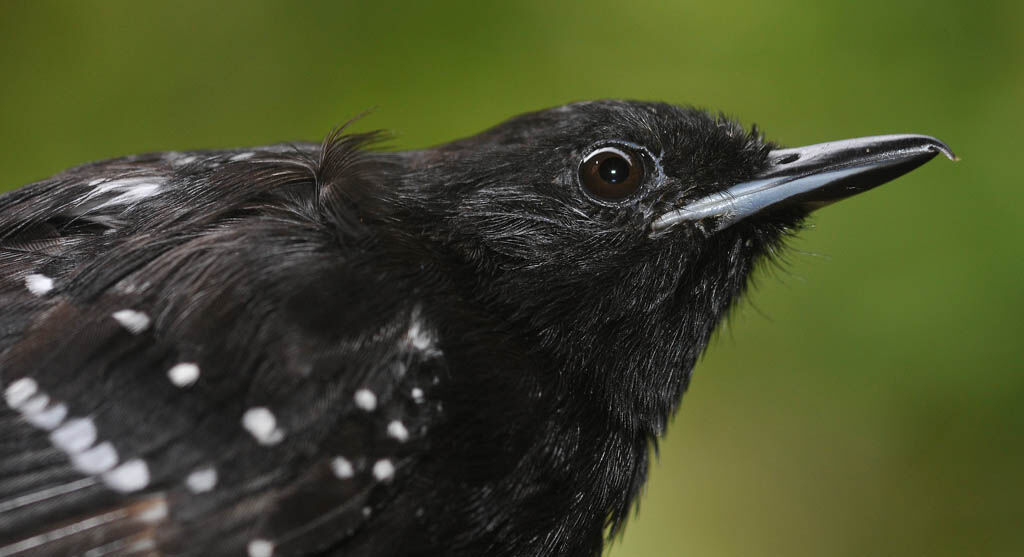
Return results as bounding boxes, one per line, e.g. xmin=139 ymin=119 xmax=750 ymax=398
xmin=2 ymin=1 xmax=1021 ymax=555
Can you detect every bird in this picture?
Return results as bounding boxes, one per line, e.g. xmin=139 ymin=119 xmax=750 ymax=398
xmin=0 ymin=100 xmax=954 ymax=557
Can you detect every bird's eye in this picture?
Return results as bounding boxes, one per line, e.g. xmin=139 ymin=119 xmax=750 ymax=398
xmin=579 ymin=146 xmax=644 ymax=201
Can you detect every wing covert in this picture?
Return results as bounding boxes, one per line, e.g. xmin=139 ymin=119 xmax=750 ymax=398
xmin=0 ymin=142 xmax=444 ymax=556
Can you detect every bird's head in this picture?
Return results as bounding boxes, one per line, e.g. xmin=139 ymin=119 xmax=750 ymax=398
xmin=373 ymin=100 xmax=953 ymax=435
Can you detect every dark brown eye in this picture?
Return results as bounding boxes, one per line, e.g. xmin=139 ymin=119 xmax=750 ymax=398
xmin=579 ymin=146 xmax=644 ymax=201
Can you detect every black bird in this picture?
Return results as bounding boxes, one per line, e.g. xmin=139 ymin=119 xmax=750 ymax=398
xmin=0 ymin=101 xmax=953 ymax=557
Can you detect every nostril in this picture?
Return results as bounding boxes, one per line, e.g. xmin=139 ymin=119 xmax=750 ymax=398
xmin=776 ymin=153 xmax=799 ymax=165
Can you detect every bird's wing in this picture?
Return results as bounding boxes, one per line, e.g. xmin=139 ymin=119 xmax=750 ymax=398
xmin=0 ymin=141 xmax=443 ymax=556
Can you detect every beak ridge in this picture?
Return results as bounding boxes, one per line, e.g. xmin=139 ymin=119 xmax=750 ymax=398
xmin=651 ymin=134 xmax=956 ymax=234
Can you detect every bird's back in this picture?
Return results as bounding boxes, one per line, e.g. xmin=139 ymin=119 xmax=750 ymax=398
xmin=0 ymin=139 xmax=456 ymax=555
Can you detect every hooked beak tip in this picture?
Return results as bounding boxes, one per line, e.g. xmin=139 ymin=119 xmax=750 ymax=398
xmin=920 ymin=136 xmax=957 ymax=162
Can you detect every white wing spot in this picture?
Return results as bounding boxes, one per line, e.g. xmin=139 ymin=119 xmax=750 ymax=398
xmin=331 ymin=456 xmax=355 ymax=479
xmin=24 ymin=402 xmax=67 ymax=430
xmin=372 ymin=459 xmax=395 ymax=482
xmin=406 ymin=319 xmax=433 ymax=351
xmin=387 ymin=420 xmax=409 ymax=443
xmin=167 ymin=363 xmax=200 ymax=388
xmin=102 ymin=459 xmax=150 ymax=493
xmin=112 ymin=310 xmax=151 ymax=334
xmin=20 ymin=393 xmax=50 ymax=415
xmin=72 ymin=441 xmax=119 ymax=474
xmin=4 ymin=377 xmax=39 ymax=409
xmin=50 ymin=417 xmax=98 ymax=454
xmin=354 ymin=389 xmax=377 ymax=411
xmin=411 ymin=387 xmax=425 ymax=404
xmin=186 ymin=466 xmax=218 ymax=493
xmin=24 ymin=274 xmax=54 ymax=296
xmin=248 ymin=539 xmax=275 ymax=557
xmin=229 ymin=152 xmax=255 ymax=161
xmin=242 ymin=407 xmax=285 ymax=445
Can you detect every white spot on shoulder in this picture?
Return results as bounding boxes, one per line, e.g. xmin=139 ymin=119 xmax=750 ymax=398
xmin=174 ymin=155 xmax=197 ymax=166
xmin=24 ymin=402 xmax=67 ymax=430
xmin=88 ymin=178 xmax=106 ymax=186
xmin=229 ymin=152 xmax=255 ymax=161
xmin=4 ymin=377 xmax=38 ymax=409
xmin=411 ymin=387 xmax=425 ymax=404
xmin=167 ymin=363 xmax=200 ymax=388
xmin=331 ymin=456 xmax=354 ymax=479
xmin=102 ymin=185 xmax=161 ymax=208
xmin=248 ymin=539 xmax=275 ymax=557
xmin=372 ymin=459 xmax=395 ymax=482
xmin=186 ymin=466 xmax=218 ymax=493
xmin=24 ymin=274 xmax=54 ymax=296
xmin=354 ymin=389 xmax=377 ymax=411
xmin=103 ymin=459 xmax=150 ymax=493
xmin=85 ymin=177 xmax=166 ymax=210
xmin=387 ymin=420 xmax=409 ymax=442
xmin=242 ymin=407 xmax=285 ymax=445
xmin=50 ymin=417 xmax=98 ymax=454
xmin=405 ymin=319 xmax=433 ymax=351
xmin=112 ymin=309 xmax=151 ymax=334
xmin=362 ymin=506 xmax=372 ymax=517
xmin=72 ymin=441 xmax=119 ymax=474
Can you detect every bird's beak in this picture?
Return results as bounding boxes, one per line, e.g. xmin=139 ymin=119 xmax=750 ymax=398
xmin=651 ymin=134 xmax=956 ymax=234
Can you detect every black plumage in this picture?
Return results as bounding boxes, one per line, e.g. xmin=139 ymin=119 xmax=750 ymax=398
xmin=0 ymin=101 xmax=952 ymax=556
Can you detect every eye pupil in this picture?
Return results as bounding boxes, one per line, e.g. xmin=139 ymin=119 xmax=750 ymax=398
xmin=598 ymin=156 xmax=630 ymax=184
